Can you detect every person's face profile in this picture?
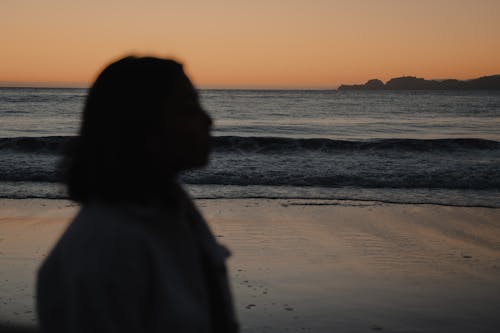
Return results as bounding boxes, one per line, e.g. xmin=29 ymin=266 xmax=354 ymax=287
xmin=154 ymin=74 xmax=213 ymax=171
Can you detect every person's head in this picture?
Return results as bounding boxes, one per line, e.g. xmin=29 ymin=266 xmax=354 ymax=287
xmin=64 ymin=56 xmax=212 ymax=203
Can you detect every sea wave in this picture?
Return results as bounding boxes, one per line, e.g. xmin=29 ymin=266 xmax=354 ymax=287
xmin=1 ymin=135 xmax=499 ymax=154
xmin=1 ymin=135 xmax=499 ymax=191
xmin=0 ymin=136 xmax=72 ymax=154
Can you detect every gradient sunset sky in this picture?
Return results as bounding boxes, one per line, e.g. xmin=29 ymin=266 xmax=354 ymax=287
xmin=1 ymin=0 xmax=499 ymax=89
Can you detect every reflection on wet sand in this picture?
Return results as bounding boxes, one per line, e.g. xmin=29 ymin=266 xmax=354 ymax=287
xmin=1 ymin=198 xmax=500 ymax=332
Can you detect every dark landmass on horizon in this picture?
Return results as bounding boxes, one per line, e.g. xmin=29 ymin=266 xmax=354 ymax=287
xmin=338 ymin=75 xmax=500 ymax=91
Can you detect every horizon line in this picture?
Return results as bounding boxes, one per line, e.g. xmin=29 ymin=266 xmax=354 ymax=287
xmin=1 ymin=73 xmax=498 ymax=90
xmin=0 ymin=82 xmax=338 ymax=90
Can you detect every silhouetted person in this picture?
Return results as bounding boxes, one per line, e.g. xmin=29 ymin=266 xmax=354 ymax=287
xmin=36 ymin=56 xmax=239 ymax=333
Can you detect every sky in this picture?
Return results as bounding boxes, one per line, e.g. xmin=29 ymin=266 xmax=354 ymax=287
xmin=1 ymin=0 xmax=500 ymax=89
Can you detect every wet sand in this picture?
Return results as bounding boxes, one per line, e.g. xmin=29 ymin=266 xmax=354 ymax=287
xmin=1 ymin=198 xmax=500 ymax=332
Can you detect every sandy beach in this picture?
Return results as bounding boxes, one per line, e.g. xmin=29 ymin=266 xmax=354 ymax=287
xmin=1 ymin=198 xmax=500 ymax=332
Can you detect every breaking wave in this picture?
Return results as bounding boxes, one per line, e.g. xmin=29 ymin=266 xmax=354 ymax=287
xmin=1 ymin=135 xmax=499 ymax=154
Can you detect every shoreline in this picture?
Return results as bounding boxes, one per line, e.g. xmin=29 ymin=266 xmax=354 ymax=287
xmin=2 ymin=196 xmax=500 ymax=209
xmin=2 ymin=184 xmax=500 ymax=209
xmin=1 ymin=198 xmax=500 ymax=332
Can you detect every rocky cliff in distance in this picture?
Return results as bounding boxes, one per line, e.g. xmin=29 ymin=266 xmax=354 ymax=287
xmin=338 ymin=75 xmax=500 ymax=91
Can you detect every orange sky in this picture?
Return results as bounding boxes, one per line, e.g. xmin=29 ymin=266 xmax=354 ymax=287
xmin=1 ymin=0 xmax=499 ymax=88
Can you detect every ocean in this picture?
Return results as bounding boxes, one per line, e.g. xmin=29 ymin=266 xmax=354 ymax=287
xmin=1 ymin=88 xmax=499 ymax=207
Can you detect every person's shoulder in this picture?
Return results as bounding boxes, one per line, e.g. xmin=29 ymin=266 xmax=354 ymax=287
xmin=67 ymin=202 xmax=152 ymax=246
xmin=41 ymin=202 xmax=157 ymax=276
xmin=37 ymin=202 xmax=158 ymax=309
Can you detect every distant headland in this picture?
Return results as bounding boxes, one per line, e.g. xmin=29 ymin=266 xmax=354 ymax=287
xmin=337 ymin=75 xmax=500 ymax=91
